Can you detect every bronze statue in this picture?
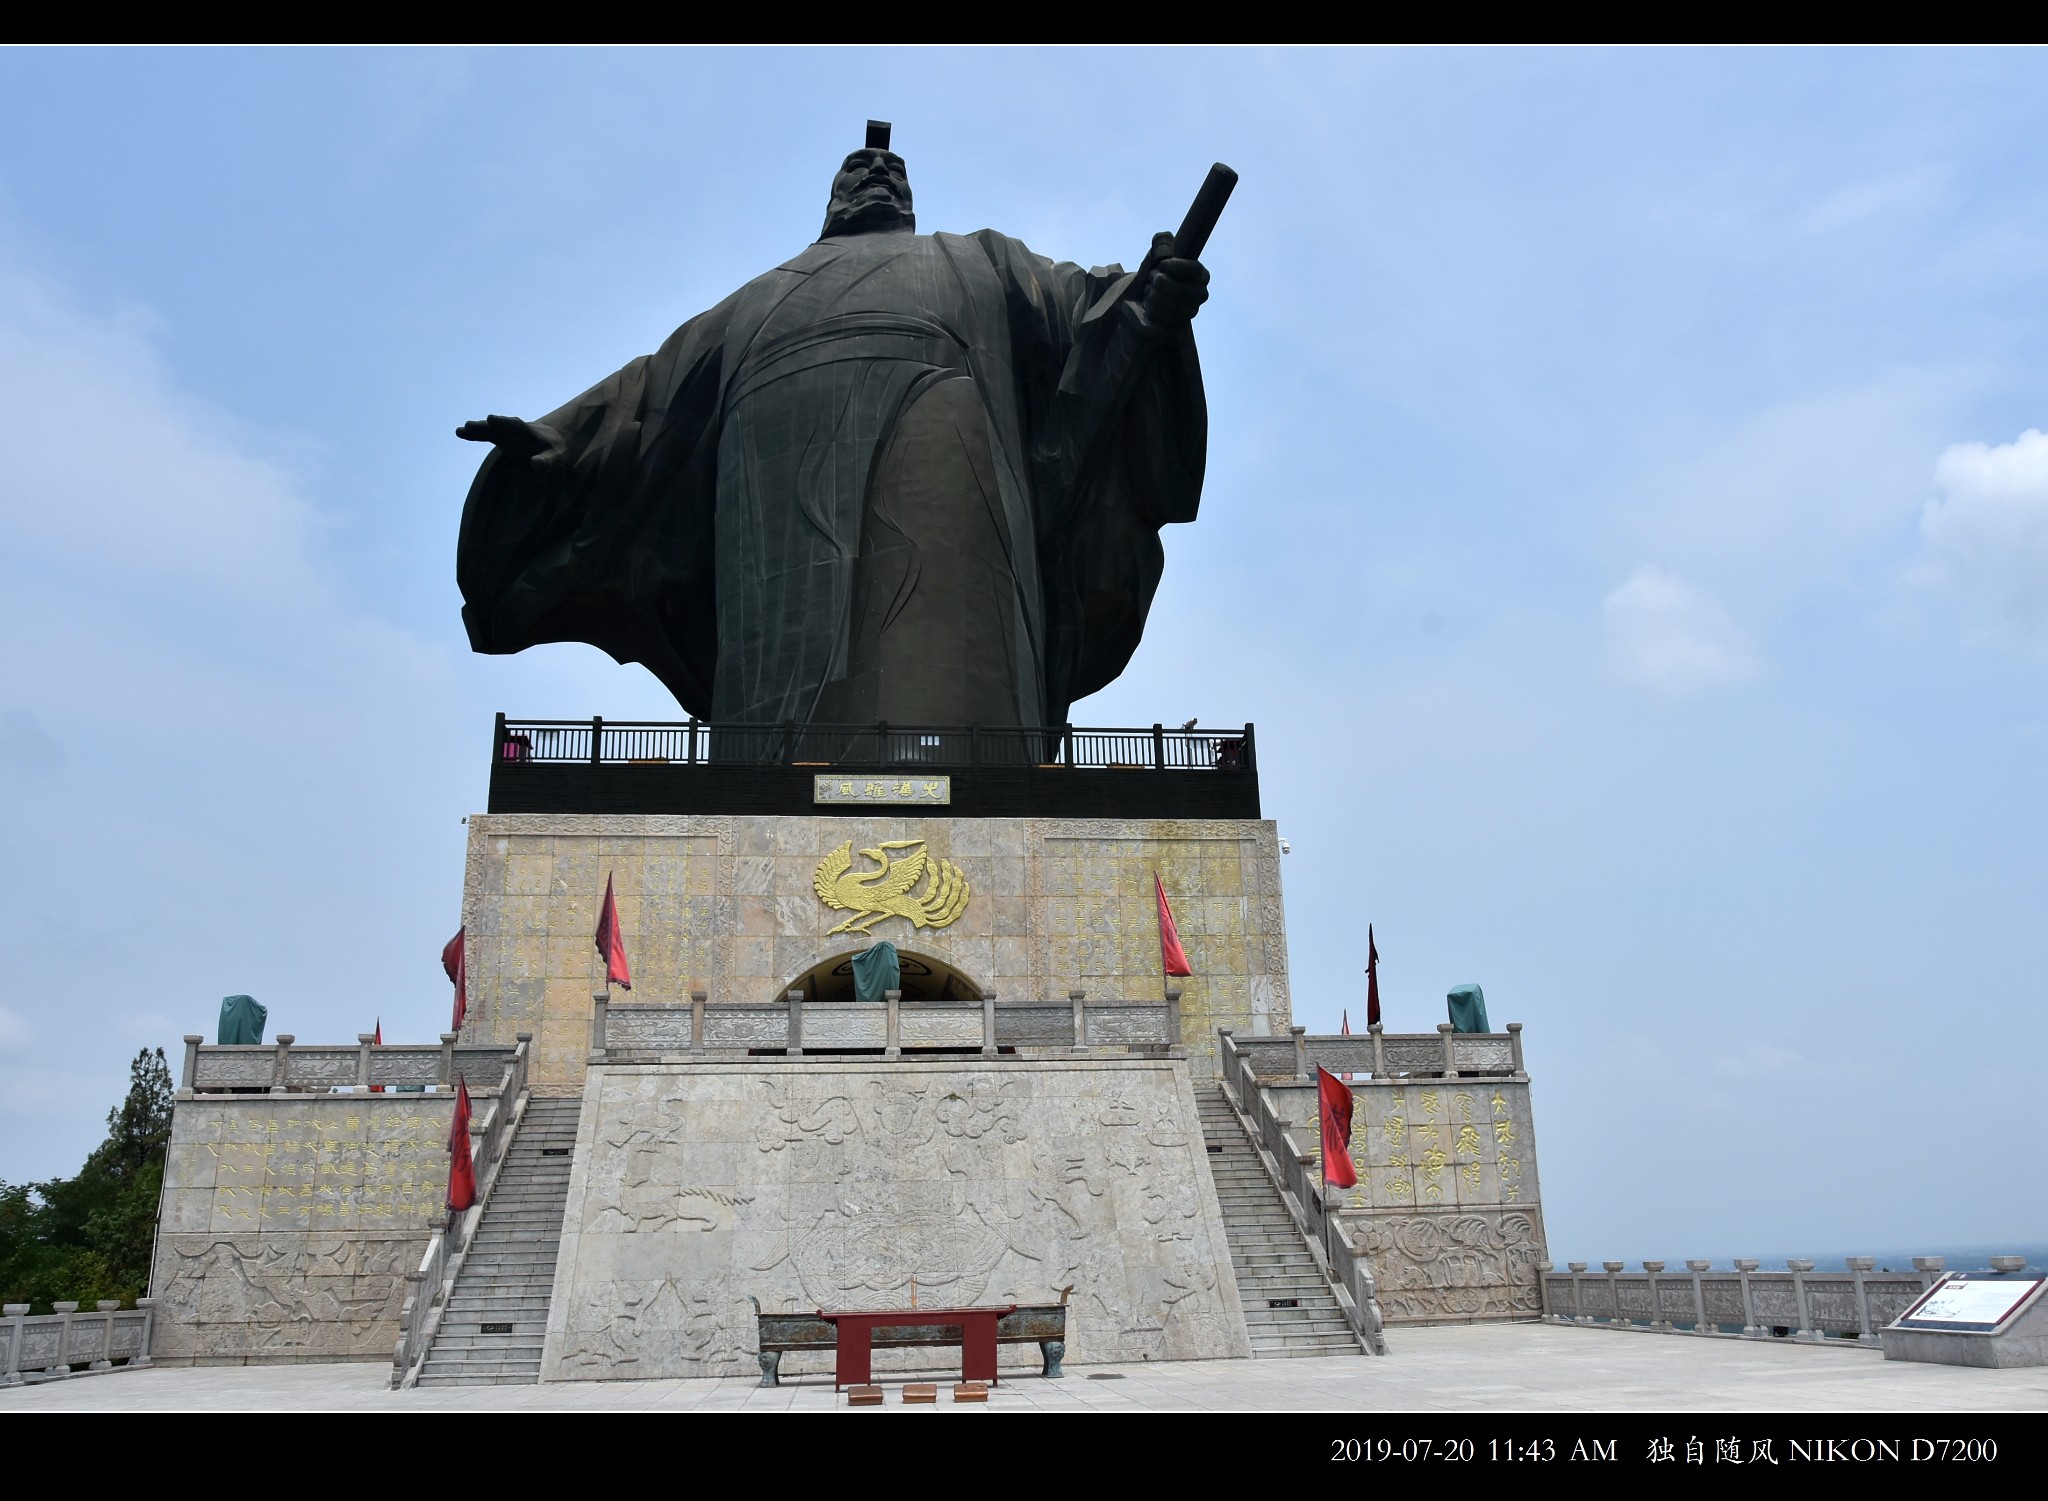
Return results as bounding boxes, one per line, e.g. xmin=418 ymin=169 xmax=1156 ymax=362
xmin=457 ymin=122 xmax=1228 ymax=728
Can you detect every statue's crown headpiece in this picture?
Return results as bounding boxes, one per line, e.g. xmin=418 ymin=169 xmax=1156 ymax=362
xmin=866 ymin=120 xmax=891 ymax=151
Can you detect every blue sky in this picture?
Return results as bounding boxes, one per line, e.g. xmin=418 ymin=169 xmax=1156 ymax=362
xmin=0 ymin=48 xmax=2042 ymax=1262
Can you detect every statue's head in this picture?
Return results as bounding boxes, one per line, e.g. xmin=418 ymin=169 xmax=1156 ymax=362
xmin=821 ymin=120 xmax=914 ymax=239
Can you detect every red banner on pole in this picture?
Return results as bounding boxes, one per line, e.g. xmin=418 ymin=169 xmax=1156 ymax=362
xmin=442 ymin=928 xmax=468 ymax=1033
xmin=1317 ymin=1066 xmax=1357 ymax=1189
xmin=1155 ymin=873 xmax=1193 ymax=978
xmin=1365 ymin=923 xmax=1381 ymax=1029
xmin=369 ymin=1018 xmax=384 ymax=1093
xmin=596 ymin=874 xmax=633 ymax=990
xmin=446 ymin=1078 xmax=476 ymax=1212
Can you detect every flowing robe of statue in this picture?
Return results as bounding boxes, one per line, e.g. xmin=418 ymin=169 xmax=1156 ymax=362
xmin=457 ymin=227 xmax=1205 ymax=728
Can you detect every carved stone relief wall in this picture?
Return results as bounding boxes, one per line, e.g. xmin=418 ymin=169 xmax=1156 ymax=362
xmin=461 ymin=815 xmax=1292 ymax=1091
xmin=150 ymin=1096 xmax=454 ymax=1363
xmin=539 ymin=1058 xmax=1252 ymax=1381
xmin=1321 ymin=1079 xmax=1548 ymax=1326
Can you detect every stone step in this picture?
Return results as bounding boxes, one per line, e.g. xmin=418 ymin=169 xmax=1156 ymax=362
xmin=412 ymin=1096 xmax=582 ymax=1386
xmin=1198 ymin=1083 xmax=1368 ymax=1362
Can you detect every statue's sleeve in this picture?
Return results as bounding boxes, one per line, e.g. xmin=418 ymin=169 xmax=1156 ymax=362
xmin=455 ymin=300 xmax=733 ymax=717
xmin=972 ymin=230 xmax=1207 ymax=722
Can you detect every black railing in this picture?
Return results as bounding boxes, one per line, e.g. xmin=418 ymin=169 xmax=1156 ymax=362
xmin=493 ymin=716 xmax=1255 ymax=773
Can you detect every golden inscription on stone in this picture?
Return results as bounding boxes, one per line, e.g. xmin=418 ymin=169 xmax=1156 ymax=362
xmin=813 ymin=838 xmax=971 ymax=936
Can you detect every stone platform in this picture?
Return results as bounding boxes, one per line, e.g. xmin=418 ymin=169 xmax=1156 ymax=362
xmin=10 ymin=1323 xmax=2043 ymax=1411
xmin=457 ymin=813 xmax=1291 ymax=1091
xmin=541 ymin=1055 xmax=1251 ymax=1380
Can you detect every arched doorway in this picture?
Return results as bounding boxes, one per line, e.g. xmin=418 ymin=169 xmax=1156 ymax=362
xmin=783 ymin=948 xmax=984 ymax=1006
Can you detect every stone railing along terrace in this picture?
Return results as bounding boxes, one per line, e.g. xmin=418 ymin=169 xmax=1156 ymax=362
xmin=1226 ymin=1022 xmax=1525 ymax=1083
xmin=392 ymin=1035 xmax=532 ymax=1387
xmin=179 ymin=1034 xmax=520 ymax=1095
xmin=1539 ymin=1254 xmax=2034 ymax=1344
xmin=592 ymin=989 xmax=1183 ymax=1060
xmin=2 ymin=1301 xmax=156 ymax=1385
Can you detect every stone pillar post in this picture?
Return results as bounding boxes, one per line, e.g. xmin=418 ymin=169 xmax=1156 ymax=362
xmin=1734 ymin=1259 xmax=1761 ymax=1336
xmin=1643 ymin=1261 xmax=1667 ymax=1330
xmin=90 ymin=1302 xmax=119 ymax=1370
xmin=1846 ymin=1256 xmax=1876 ymax=1338
xmin=1786 ymin=1258 xmax=1816 ymax=1340
xmin=1507 ymin=1021 xmax=1525 ymax=1078
xmin=1537 ymin=1261 xmax=1554 ymax=1319
xmin=356 ymin=1034 xmax=376 ymax=1089
xmin=981 ymin=990 xmax=998 ymax=1058
xmin=438 ymin=1033 xmax=457 ymax=1089
xmin=133 ymin=1298 xmax=156 ymax=1368
xmin=1686 ymin=1260 xmax=1712 ymax=1333
xmin=1567 ymin=1263 xmax=1588 ymax=1324
xmin=1437 ymin=1023 xmax=1457 ymax=1078
xmin=50 ymin=1302 xmax=77 ymax=1378
xmin=1291 ymin=1024 xmax=1309 ymax=1082
xmin=1070 ymin=990 xmax=1087 ymax=1053
xmin=1602 ymin=1262 xmax=1627 ymax=1327
xmin=1 ymin=1303 xmax=26 ymax=1385
xmin=885 ymin=989 xmax=902 ymax=1059
xmin=1164 ymin=989 xmax=1183 ymax=1050
xmin=690 ymin=991 xmax=707 ymax=1051
xmin=180 ymin=1035 xmax=202 ymax=1094
xmin=786 ymin=989 xmax=804 ymax=1057
xmin=590 ymin=993 xmax=609 ymax=1060
xmin=1369 ymin=1023 xmax=1387 ymax=1080
xmin=1912 ymin=1255 xmax=1946 ymax=1293
xmin=271 ymin=1035 xmax=295 ymax=1093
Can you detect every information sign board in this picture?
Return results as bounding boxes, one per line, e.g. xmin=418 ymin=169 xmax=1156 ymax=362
xmin=1895 ymin=1274 xmax=2044 ymax=1332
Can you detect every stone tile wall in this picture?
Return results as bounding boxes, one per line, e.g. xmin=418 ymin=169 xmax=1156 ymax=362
xmin=460 ymin=814 xmax=1292 ymax=1093
xmin=149 ymin=1095 xmax=454 ymax=1364
xmin=1276 ymin=1075 xmax=1548 ymax=1326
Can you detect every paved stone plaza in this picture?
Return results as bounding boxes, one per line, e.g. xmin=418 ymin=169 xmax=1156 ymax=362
xmin=6 ymin=1323 xmax=2043 ymax=1412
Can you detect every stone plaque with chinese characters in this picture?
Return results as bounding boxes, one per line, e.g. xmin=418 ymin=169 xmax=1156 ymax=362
xmin=814 ymin=774 xmax=951 ymax=806
xmin=149 ymin=1093 xmax=457 ymax=1363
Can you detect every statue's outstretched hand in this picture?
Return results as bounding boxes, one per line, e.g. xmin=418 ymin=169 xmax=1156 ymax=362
xmin=456 ymin=414 xmax=569 ymax=478
xmin=1139 ymin=231 xmax=1210 ymax=335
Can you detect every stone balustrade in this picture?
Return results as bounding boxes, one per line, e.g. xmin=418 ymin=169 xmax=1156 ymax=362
xmin=1 ymin=1300 xmax=155 ymax=1385
xmin=590 ymin=989 xmax=1183 ymax=1061
xmin=1538 ymin=1256 xmax=1973 ymax=1342
xmin=1228 ymin=1023 xmax=1524 ymax=1083
xmin=180 ymin=1034 xmax=519 ymax=1095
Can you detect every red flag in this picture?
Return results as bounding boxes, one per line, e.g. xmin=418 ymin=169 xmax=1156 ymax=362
xmin=442 ymin=928 xmax=467 ymax=1033
xmin=1155 ymin=873 xmax=1193 ymax=978
xmin=1341 ymin=1009 xmax=1350 ymax=1035
xmin=1365 ymin=923 xmax=1381 ymax=1028
xmin=595 ymin=875 xmax=633 ymax=991
xmin=369 ymin=1018 xmax=384 ymax=1093
xmin=1317 ymin=1066 xmax=1358 ymax=1189
xmin=446 ymin=1078 xmax=476 ymax=1213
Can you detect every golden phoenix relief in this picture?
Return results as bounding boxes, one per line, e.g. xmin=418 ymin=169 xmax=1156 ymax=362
xmin=812 ymin=839 xmax=971 ymax=935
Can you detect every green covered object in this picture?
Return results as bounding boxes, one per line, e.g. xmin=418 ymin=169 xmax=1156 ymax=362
xmin=1447 ymin=984 xmax=1489 ymax=1034
xmin=218 ymin=994 xmax=267 ymax=1045
xmin=851 ymin=941 xmax=900 ymax=1004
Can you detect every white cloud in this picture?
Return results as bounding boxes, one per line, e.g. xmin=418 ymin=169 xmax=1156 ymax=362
xmin=1915 ymin=428 xmax=2048 ymax=653
xmin=1602 ymin=564 xmax=1760 ymax=693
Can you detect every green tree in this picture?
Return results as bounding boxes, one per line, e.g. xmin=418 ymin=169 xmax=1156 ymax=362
xmin=0 ymin=1047 xmax=173 ymax=1312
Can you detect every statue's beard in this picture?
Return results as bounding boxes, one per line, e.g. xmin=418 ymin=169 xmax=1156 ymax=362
xmin=822 ymin=186 xmax=915 ymax=239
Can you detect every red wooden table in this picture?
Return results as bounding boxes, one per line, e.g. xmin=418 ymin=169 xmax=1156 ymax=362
xmin=817 ymin=1306 xmax=1019 ymax=1390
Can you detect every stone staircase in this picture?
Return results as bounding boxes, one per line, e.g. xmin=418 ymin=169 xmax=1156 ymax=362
xmin=1196 ymin=1085 xmax=1369 ymax=1358
xmin=415 ymin=1096 xmax=582 ymax=1386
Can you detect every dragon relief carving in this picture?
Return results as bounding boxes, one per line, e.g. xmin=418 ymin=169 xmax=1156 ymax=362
xmin=813 ymin=838 xmax=969 ymax=935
